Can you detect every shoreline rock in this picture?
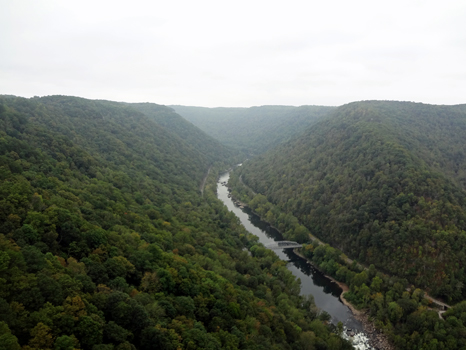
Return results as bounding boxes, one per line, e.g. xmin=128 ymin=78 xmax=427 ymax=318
xmin=293 ymin=248 xmax=394 ymax=350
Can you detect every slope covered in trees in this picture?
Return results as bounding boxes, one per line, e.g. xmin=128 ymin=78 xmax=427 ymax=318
xmin=238 ymin=101 xmax=466 ymax=300
xmin=0 ymin=95 xmax=350 ymax=350
xmin=128 ymin=102 xmax=239 ymax=162
xmin=171 ymin=105 xmax=335 ymax=155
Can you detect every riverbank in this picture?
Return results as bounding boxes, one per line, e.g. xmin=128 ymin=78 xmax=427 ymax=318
xmin=226 ymin=186 xmax=287 ymax=235
xmin=292 ymin=250 xmax=355 ymax=310
xmin=221 ymin=177 xmax=378 ymax=348
xmin=293 ymin=248 xmax=394 ymax=350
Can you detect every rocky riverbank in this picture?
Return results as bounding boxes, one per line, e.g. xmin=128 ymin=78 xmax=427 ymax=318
xmin=293 ymin=248 xmax=394 ymax=350
xmin=352 ymin=312 xmax=394 ymax=350
xmin=220 ymin=181 xmax=248 ymax=208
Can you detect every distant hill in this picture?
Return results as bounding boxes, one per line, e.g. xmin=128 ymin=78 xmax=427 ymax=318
xmin=171 ymin=105 xmax=335 ymax=155
xmin=239 ymin=100 xmax=466 ymax=299
xmin=128 ymin=102 xmax=239 ymax=162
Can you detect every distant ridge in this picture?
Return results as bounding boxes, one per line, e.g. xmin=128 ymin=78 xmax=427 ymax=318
xmin=171 ymin=104 xmax=335 ymax=154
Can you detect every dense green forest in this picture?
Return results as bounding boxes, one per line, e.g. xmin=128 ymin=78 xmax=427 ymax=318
xmin=0 ymin=95 xmax=350 ymax=350
xmin=237 ymin=101 xmax=466 ymax=300
xmin=300 ymin=242 xmax=466 ymax=349
xmin=171 ymin=105 xmax=334 ymax=155
xmin=231 ymin=166 xmax=466 ymax=350
xmin=127 ymin=103 xmax=241 ymax=162
xmin=227 ymin=101 xmax=466 ymax=349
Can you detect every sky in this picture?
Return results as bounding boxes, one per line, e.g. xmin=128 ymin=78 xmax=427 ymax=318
xmin=1 ymin=0 xmax=466 ymax=107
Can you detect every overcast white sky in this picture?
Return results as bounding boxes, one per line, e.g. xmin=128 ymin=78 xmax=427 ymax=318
xmin=1 ymin=0 xmax=466 ymax=107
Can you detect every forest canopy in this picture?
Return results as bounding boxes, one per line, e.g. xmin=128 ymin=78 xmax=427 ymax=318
xmin=238 ymin=101 xmax=466 ymax=300
xmin=0 ymin=95 xmax=350 ymax=350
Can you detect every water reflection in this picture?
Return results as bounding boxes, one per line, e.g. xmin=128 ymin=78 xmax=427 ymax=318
xmin=218 ymin=172 xmax=363 ymax=331
xmin=245 ymin=207 xmax=344 ymax=298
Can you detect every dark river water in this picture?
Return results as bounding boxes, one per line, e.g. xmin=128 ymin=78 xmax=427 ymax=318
xmin=217 ymin=171 xmax=363 ymax=331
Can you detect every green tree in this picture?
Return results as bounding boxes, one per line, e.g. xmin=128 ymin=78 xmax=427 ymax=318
xmin=388 ymin=301 xmax=403 ymax=324
xmin=28 ymin=322 xmax=54 ymax=349
xmin=76 ymin=315 xmax=103 ymax=349
xmin=0 ymin=321 xmax=20 ymax=350
xmin=54 ymin=335 xmax=80 ymax=350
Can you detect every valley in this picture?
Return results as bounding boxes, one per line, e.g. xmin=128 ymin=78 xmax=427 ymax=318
xmin=0 ymin=95 xmax=352 ymax=350
xmin=2 ymin=95 xmax=466 ymax=350
xmin=223 ymin=101 xmax=466 ymax=349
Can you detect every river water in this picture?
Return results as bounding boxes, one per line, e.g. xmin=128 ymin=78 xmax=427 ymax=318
xmin=217 ymin=171 xmax=373 ymax=347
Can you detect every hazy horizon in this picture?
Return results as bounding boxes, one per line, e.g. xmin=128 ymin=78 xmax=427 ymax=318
xmin=2 ymin=0 xmax=466 ymax=107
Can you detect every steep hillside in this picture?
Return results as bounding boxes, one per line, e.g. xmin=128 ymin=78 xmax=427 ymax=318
xmin=171 ymin=105 xmax=335 ymax=154
xmin=129 ymin=102 xmax=239 ymax=162
xmin=0 ymin=95 xmax=349 ymax=350
xmin=238 ymin=101 xmax=466 ymax=299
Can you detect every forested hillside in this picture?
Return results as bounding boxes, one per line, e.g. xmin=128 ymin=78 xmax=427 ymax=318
xmin=171 ymin=105 xmax=334 ymax=155
xmin=128 ymin=102 xmax=240 ymax=162
xmin=238 ymin=101 xmax=466 ymax=300
xmin=0 ymin=95 xmax=350 ymax=350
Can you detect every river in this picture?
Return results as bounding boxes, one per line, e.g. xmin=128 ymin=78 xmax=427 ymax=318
xmin=217 ymin=171 xmax=373 ymax=348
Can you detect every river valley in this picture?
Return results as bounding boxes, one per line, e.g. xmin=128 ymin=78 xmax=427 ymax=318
xmin=217 ymin=171 xmax=375 ymax=349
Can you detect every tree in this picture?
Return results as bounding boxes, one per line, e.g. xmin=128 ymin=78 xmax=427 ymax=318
xmin=76 ymin=315 xmax=103 ymax=349
xmin=0 ymin=321 xmax=20 ymax=350
xmin=104 ymin=321 xmax=132 ymax=344
xmin=28 ymin=322 xmax=54 ymax=349
xmin=54 ymin=335 xmax=80 ymax=350
xmin=352 ymin=271 xmax=368 ymax=289
xmin=140 ymin=325 xmax=181 ymax=350
xmin=64 ymin=296 xmax=86 ymax=320
xmin=370 ymin=276 xmax=383 ymax=292
xmin=359 ymin=284 xmax=371 ymax=307
xmin=388 ymin=302 xmax=403 ymax=324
